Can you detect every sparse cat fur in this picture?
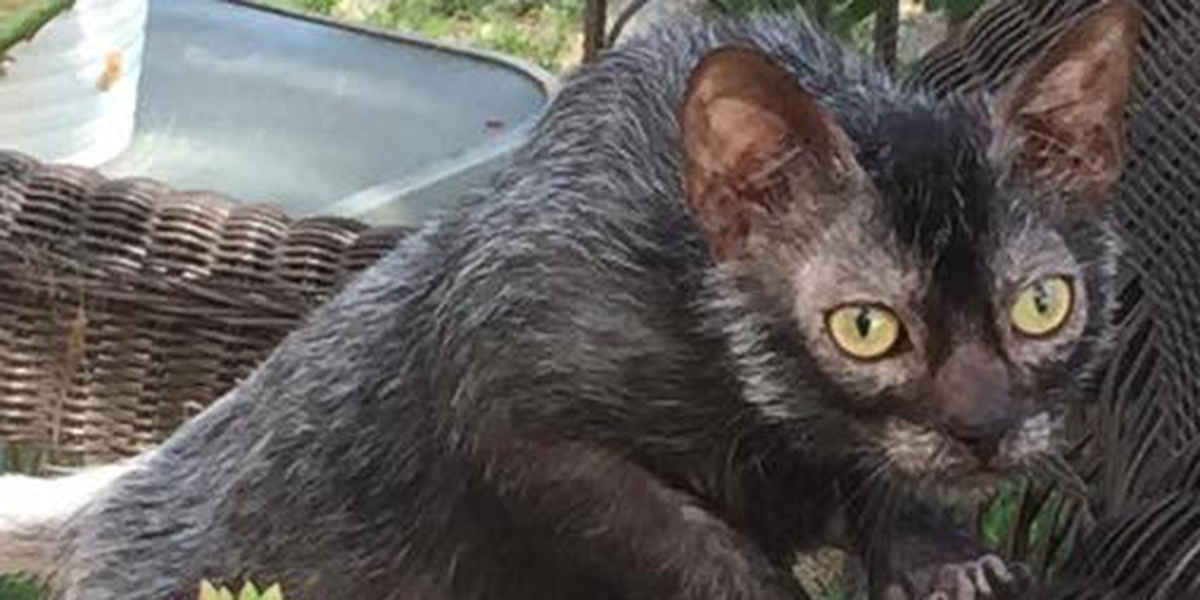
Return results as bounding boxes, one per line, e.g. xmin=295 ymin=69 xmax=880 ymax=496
xmin=0 ymin=2 xmax=1139 ymax=599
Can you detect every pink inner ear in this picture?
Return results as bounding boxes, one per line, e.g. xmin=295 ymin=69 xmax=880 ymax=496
xmin=681 ymin=47 xmax=859 ymax=192
xmin=993 ymin=0 xmax=1139 ymax=203
xmin=703 ymin=97 xmax=791 ymax=179
xmin=679 ymin=47 xmax=866 ymax=260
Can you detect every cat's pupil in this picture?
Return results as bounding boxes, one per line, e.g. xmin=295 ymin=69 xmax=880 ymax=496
xmin=855 ymin=309 xmax=873 ymax=338
xmin=1033 ymin=284 xmax=1051 ymax=315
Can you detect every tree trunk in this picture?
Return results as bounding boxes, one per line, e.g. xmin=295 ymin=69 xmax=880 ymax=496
xmin=583 ymin=0 xmax=609 ymax=62
xmin=873 ymin=0 xmax=899 ymax=75
xmin=607 ymin=0 xmax=652 ymax=47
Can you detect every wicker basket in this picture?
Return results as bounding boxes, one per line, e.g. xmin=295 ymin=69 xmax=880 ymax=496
xmin=0 ymin=150 xmax=410 ymax=466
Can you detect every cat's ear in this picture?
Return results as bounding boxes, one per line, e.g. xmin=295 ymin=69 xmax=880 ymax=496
xmin=680 ymin=47 xmax=864 ymax=260
xmin=992 ymin=0 xmax=1140 ymax=214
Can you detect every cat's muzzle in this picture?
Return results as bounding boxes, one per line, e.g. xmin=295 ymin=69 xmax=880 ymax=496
xmin=878 ymin=412 xmax=1059 ymax=485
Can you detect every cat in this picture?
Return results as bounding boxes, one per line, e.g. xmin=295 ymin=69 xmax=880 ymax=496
xmin=0 ymin=1 xmax=1139 ymax=599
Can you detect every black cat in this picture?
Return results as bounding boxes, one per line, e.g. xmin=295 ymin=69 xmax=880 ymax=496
xmin=0 ymin=2 xmax=1139 ymax=599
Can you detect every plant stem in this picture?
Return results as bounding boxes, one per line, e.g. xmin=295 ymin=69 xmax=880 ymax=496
xmin=0 ymin=0 xmax=75 ymax=60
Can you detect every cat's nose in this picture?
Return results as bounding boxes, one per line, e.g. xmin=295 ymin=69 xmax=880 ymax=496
xmin=934 ymin=344 xmax=1015 ymax=465
xmin=945 ymin=404 xmax=1014 ymax=463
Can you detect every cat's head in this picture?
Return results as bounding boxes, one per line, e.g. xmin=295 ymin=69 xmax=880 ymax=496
xmin=681 ymin=1 xmax=1139 ymax=486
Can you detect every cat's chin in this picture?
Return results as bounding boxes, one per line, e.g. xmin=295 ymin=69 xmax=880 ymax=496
xmin=880 ymin=433 xmax=1033 ymax=500
xmin=934 ymin=467 xmax=1009 ymax=492
xmin=872 ymin=412 xmax=1060 ymax=489
xmin=904 ymin=468 xmax=1011 ymax=506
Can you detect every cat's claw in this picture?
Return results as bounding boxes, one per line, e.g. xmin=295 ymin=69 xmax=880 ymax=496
xmin=885 ymin=554 xmax=1030 ymax=600
xmin=923 ymin=555 xmax=1029 ymax=600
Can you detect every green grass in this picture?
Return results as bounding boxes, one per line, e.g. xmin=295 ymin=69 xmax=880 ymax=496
xmin=263 ymin=0 xmax=584 ymax=72
xmin=0 ymin=443 xmax=50 ymax=599
xmin=370 ymin=0 xmax=582 ymax=71
xmin=0 ymin=574 xmax=48 ymax=600
xmin=0 ymin=442 xmax=47 ymax=476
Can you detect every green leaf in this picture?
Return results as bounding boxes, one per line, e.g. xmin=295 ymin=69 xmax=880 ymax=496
xmin=0 ymin=573 xmax=50 ymax=600
xmin=0 ymin=0 xmax=75 ymax=60
xmin=198 ymin=581 xmax=235 ymax=600
xmin=926 ymin=0 xmax=983 ymax=21
xmin=258 ymin=584 xmax=285 ymax=600
xmin=197 ymin=580 xmax=217 ymax=600
xmin=238 ymin=581 xmax=261 ymax=600
xmin=834 ymin=0 xmax=875 ymax=38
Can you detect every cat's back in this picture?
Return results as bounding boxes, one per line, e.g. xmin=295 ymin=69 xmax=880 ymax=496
xmin=494 ymin=12 xmax=890 ymax=221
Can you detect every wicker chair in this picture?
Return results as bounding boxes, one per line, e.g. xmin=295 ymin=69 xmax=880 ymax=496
xmin=0 ymin=150 xmax=410 ymax=466
xmin=908 ymin=0 xmax=1199 ymax=516
xmin=905 ymin=0 xmax=1200 ymax=592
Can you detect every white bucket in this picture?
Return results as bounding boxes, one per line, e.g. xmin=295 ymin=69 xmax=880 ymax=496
xmin=0 ymin=0 xmax=149 ymax=167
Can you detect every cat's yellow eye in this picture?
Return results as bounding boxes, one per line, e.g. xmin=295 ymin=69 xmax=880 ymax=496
xmin=1011 ymin=276 xmax=1073 ymax=338
xmin=826 ymin=305 xmax=902 ymax=360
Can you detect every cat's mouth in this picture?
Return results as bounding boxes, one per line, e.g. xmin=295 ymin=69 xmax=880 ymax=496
xmin=874 ymin=412 xmax=1059 ymax=487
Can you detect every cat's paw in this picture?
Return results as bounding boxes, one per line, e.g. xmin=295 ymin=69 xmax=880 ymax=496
xmin=922 ymin=555 xmax=1030 ymax=600
xmin=885 ymin=555 xmax=1031 ymax=600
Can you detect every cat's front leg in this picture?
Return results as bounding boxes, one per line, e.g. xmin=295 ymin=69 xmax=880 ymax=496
xmin=905 ymin=555 xmax=1029 ymax=600
xmin=883 ymin=502 xmax=1031 ymax=600
xmin=480 ymin=438 xmax=810 ymax=600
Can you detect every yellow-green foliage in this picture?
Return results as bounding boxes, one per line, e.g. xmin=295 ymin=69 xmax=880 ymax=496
xmin=198 ymin=580 xmax=284 ymax=600
xmin=0 ymin=0 xmax=75 ymax=59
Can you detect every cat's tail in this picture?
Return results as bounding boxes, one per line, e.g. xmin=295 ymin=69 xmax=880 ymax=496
xmin=0 ymin=461 xmax=135 ymax=576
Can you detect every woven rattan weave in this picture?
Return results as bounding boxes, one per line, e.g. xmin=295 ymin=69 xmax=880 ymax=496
xmin=0 ymin=150 xmax=409 ymax=465
xmin=907 ymin=0 xmax=1200 ymax=522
